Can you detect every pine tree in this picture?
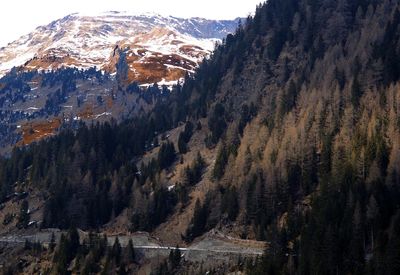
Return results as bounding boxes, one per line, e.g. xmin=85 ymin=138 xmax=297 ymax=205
xmin=49 ymin=232 xmax=56 ymax=252
xmin=213 ymin=144 xmax=229 ymax=180
xmin=157 ymin=142 xmax=176 ymax=170
xmin=169 ymin=247 xmax=181 ymax=269
xmin=222 ymin=186 xmax=239 ymax=221
xmin=16 ymin=200 xmax=30 ymax=229
xmin=351 ymin=76 xmax=362 ymax=107
xmin=185 ymin=199 xmax=209 ymax=242
xmin=111 ymin=237 xmax=122 ymax=265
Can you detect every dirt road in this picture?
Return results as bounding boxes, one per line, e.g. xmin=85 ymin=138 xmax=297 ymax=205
xmin=0 ymin=229 xmax=265 ymax=262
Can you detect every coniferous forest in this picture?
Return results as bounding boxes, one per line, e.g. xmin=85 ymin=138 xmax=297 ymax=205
xmin=2 ymin=0 xmax=400 ymax=274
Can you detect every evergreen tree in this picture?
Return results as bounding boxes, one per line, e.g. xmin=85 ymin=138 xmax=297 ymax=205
xmin=49 ymin=232 xmax=56 ymax=252
xmin=127 ymin=239 xmax=135 ymax=263
xmin=16 ymin=200 xmax=30 ymax=229
xmin=213 ymin=144 xmax=229 ymax=180
xmin=351 ymin=76 xmax=363 ymax=107
xmin=111 ymin=237 xmax=122 ymax=265
xmin=185 ymin=199 xmax=209 ymax=242
xmin=157 ymin=142 xmax=176 ymax=170
xmin=169 ymin=247 xmax=182 ymax=269
xmin=222 ymin=186 xmax=239 ymax=221
xmin=184 ymin=152 xmax=206 ymax=185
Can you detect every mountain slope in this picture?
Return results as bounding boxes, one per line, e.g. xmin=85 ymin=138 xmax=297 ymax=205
xmin=0 ymin=13 xmax=239 ymax=151
xmin=2 ymin=0 xmax=400 ymax=274
xmin=0 ymin=12 xmax=240 ymax=84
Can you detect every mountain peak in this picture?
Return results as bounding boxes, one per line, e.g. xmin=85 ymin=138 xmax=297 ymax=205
xmin=0 ymin=14 xmax=240 ymax=82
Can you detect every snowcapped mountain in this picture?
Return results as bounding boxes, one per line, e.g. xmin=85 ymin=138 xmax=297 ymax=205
xmin=0 ymin=12 xmax=240 ymax=84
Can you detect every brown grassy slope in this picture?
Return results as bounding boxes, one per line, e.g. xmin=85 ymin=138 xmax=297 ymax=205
xmin=17 ymin=119 xmax=61 ymax=146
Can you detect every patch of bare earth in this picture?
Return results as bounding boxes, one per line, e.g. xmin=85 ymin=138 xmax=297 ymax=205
xmin=17 ymin=118 xmax=61 ymax=146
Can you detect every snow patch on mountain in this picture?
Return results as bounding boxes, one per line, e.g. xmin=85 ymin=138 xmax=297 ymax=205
xmin=0 ymin=13 xmax=240 ymax=82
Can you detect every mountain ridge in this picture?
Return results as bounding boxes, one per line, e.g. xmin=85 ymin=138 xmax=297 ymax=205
xmin=0 ymin=13 xmax=240 ymax=84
